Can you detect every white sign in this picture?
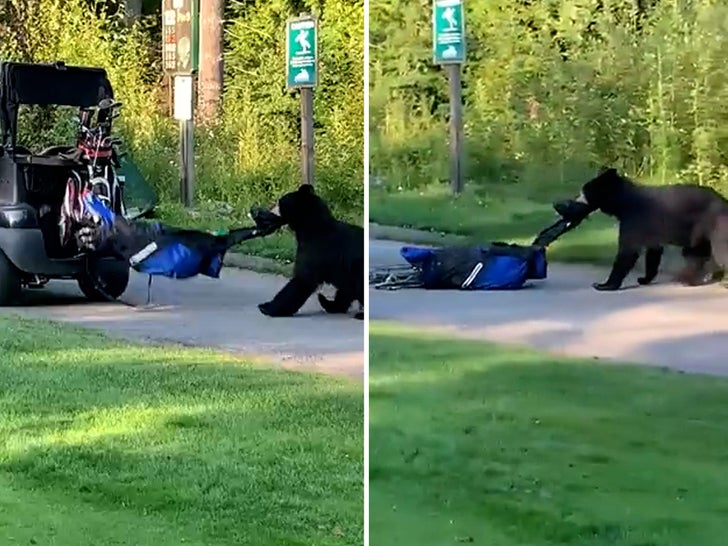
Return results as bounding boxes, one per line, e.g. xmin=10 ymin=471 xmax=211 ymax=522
xmin=173 ymin=75 xmax=193 ymax=121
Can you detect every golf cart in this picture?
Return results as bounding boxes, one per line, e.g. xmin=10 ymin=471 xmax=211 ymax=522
xmin=0 ymin=60 xmax=156 ymax=305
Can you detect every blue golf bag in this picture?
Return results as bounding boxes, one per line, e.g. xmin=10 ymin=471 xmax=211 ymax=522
xmin=370 ymin=200 xmax=592 ymax=291
xmin=398 ymin=243 xmax=547 ymax=290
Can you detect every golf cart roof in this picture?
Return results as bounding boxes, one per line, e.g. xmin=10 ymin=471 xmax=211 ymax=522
xmin=0 ymin=61 xmax=114 ymax=147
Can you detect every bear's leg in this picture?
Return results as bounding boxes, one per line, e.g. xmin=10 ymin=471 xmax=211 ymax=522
xmin=709 ymin=215 xmax=728 ymax=285
xmin=675 ymin=241 xmax=713 ymax=285
xmin=637 ymin=246 xmax=663 ymax=285
xmin=354 ymin=277 xmax=364 ymax=320
xmin=258 ymin=276 xmax=318 ymax=317
xmin=593 ymin=248 xmax=640 ymax=291
xmin=675 ymin=258 xmax=706 ymax=285
xmin=354 ymin=294 xmax=364 ymax=320
xmin=318 ymin=289 xmax=355 ymax=314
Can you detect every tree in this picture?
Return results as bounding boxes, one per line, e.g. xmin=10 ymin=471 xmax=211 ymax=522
xmin=197 ymin=0 xmax=223 ymax=124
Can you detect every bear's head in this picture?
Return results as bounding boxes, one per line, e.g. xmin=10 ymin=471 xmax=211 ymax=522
xmin=268 ymin=184 xmax=335 ymax=234
xmin=573 ymin=167 xmax=631 ymax=217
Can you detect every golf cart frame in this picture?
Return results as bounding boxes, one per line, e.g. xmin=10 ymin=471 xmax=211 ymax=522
xmin=0 ymin=60 xmax=130 ymax=304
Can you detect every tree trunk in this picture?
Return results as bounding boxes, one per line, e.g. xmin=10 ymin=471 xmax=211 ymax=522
xmin=197 ymin=0 xmax=224 ymax=125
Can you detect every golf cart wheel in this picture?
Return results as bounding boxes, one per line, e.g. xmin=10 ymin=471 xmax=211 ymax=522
xmin=0 ymin=250 xmax=21 ymax=306
xmin=78 ymin=259 xmax=130 ymax=301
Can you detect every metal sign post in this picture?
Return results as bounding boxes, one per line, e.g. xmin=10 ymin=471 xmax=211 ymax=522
xmin=162 ymin=0 xmax=199 ymax=207
xmin=286 ymin=14 xmax=319 ymax=187
xmin=433 ymin=0 xmax=466 ymax=194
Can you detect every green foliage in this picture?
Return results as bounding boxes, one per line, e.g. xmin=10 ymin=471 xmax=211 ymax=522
xmin=1 ymin=0 xmax=363 ymax=229
xmin=371 ymin=0 xmax=728 ymax=193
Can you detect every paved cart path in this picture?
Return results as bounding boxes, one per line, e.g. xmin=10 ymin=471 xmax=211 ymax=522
xmin=3 ymin=267 xmax=364 ymax=379
xmin=370 ymin=239 xmax=728 ymax=376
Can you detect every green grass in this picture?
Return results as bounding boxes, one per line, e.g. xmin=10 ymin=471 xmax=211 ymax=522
xmin=0 ymin=317 xmax=363 ymax=546
xmin=370 ymin=184 xmax=619 ymax=265
xmin=369 ymin=321 xmax=728 ymax=546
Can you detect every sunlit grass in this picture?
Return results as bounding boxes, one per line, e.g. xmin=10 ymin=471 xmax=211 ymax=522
xmin=0 ymin=316 xmax=363 ymax=546
xmin=369 ymin=321 xmax=728 ymax=546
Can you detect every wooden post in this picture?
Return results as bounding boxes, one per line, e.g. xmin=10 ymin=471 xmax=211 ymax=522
xmin=163 ymin=0 xmax=199 ymax=207
xmin=300 ymin=88 xmax=315 ymax=186
xmin=197 ymin=0 xmax=223 ymax=123
xmin=286 ymin=14 xmax=318 ymax=187
xmin=447 ymin=63 xmax=464 ymax=194
xmin=433 ymin=0 xmax=466 ymax=194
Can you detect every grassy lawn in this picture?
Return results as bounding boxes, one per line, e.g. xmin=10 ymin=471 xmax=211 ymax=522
xmin=369 ymin=321 xmax=728 ymax=546
xmin=0 ymin=317 xmax=363 ymax=546
xmin=370 ymin=184 xmax=618 ymax=265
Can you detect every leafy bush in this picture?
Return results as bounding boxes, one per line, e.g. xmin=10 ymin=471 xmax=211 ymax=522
xmin=1 ymin=0 xmax=363 ymax=227
xmin=370 ymin=0 xmax=728 ymax=193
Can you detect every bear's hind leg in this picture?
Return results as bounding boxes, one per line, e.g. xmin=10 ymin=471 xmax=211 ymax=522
xmin=709 ymin=215 xmax=728 ymax=285
xmin=354 ymin=277 xmax=364 ymax=320
xmin=259 ymin=276 xmax=318 ymax=317
xmin=675 ymin=237 xmax=715 ymax=285
xmin=318 ymin=288 xmax=354 ymax=314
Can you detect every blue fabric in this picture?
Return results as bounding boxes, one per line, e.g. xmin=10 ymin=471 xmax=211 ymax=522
xmin=400 ymin=246 xmax=435 ymax=265
xmin=82 ymin=191 xmax=116 ymax=228
xmin=133 ymin=242 xmax=222 ymax=279
xmin=400 ymin=244 xmax=546 ymax=291
xmin=473 ymin=254 xmax=529 ymax=290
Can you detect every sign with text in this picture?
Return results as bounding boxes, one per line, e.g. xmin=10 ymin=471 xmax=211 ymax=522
xmin=286 ymin=15 xmax=318 ymax=89
xmin=162 ymin=0 xmax=199 ymax=75
xmin=432 ymin=0 xmax=466 ymax=64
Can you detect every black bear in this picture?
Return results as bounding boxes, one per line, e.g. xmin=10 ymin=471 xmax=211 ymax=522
xmin=571 ymin=167 xmax=728 ymax=290
xmin=255 ymin=184 xmax=364 ymax=319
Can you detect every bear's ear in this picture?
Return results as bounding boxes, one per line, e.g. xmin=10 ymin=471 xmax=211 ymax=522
xmin=298 ymin=184 xmax=315 ymax=194
xmin=597 ymin=165 xmax=619 ymax=179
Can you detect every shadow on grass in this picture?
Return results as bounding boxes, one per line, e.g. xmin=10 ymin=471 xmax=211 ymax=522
xmin=369 ymin=326 xmax=728 ymax=546
xmin=0 ymin=321 xmax=363 ymax=546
